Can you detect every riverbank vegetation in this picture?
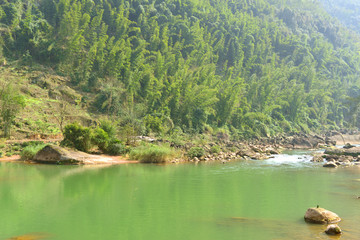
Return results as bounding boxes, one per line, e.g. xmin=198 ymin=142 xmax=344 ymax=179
xmin=20 ymin=142 xmax=47 ymax=160
xmin=0 ymin=0 xmax=360 ymax=144
xmin=130 ymin=144 xmax=177 ymax=163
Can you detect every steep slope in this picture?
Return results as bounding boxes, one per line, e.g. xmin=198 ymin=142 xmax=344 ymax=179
xmin=319 ymin=0 xmax=360 ymax=33
xmin=0 ymin=0 xmax=360 ymax=139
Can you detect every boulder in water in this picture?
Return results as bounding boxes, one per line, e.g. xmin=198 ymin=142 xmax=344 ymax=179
xmin=311 ymin=153 xmax=324 ymax=162
xmin=304 ymin=207 xmax=341 ymax=224
xmin=325 ymin=224 xmax=342 ymax=235
xmin=323 ymin=162 xmax=338 ymax=168
xmin=343 ymin=143 xmax=356 ymax=149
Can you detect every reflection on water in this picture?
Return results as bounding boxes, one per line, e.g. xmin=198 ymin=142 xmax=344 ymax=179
xmin=0 ymin=153 xmax=360 ymax=240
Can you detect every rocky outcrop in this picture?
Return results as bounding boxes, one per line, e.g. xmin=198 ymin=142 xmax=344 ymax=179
xmin=325 ymin=224 xmax=342 ymax=235
xmin=304 ymin=207 xmax=341 ymax=224
xmin=34 ymin=145 xmax=116 ymax=165
xmin=324 ymin=147 xmax=360 ymax=157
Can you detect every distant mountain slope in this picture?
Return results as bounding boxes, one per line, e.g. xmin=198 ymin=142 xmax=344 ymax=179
xmin=0 ymin=0 xmax=360 ymax=138
xmin=319 ymin=0 xmax=360 ymax=33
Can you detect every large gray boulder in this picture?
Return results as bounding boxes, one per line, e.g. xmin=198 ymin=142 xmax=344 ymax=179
xmin=304 ymin=207 xmax=341 ymax=224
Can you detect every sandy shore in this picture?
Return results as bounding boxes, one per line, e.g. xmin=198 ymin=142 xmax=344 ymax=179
xmin=0 ymin=154 xmax=138 ymax=165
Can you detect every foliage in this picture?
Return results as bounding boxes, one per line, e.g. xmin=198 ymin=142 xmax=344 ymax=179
xmin=130 ymin=144 xmax=176 ymax=163
xmin=0 ymin=83 xmax=25 ymax=138
xmin=20 ymin=143 xmax=47 ymax=160
xmin=1 ymin=0 xmax=360 ymax=137
xmin=187 ymin=147 xmax=205 ymax=159
xmin=92 ymin=128 xmax=110 ymax=153
xmin=107 ymin=142 xmax=126 ymax=156
xmin=61 ymin=123 xmax=93 ymax=152
xmin=210 ymin=145 xmax=221 ymax=154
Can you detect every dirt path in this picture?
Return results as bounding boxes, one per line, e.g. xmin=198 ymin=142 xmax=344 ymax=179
xmin=0 ymin=155 xmax=21 ymax=162
xmin=0 ymin=154 xmax=138 ymax=165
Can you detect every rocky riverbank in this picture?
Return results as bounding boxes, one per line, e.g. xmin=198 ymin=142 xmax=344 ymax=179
xmin=310 ymin=144 xmax=360 ymax=168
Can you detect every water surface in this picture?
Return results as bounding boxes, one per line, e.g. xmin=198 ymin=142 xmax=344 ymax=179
xmin=1 ymin=152 xmax=360 ymax=240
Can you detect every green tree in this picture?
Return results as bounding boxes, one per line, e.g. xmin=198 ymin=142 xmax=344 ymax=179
xmin=0 ymin=83 xmax=25 ymax=138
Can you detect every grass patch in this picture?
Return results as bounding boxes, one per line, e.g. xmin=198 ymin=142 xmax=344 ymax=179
xmin=130 ymin=144 xmax=177 ymax=163
xmin=20 ymin=143 xmax=47 ymax=160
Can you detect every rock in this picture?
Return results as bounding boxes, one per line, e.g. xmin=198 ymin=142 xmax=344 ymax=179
xmin=343 ymin=143 xmax=356 ymax=149
xmin=325 ymin=147 xmax=360 ymax=157
xmin=290 ymin=134 xmax=326 ymax=149
xmin=325 ymin=224 xmax=342 ymax=235
xmin=323 ymin=162 xmax=338 ymax=168
xmin=304 ymin=208 xmax=341 ymax=224
xmin=311 ymin=154 xmax=324 ymax=162
xmin=338 ymin=155 xmax=354 ymax=162
xmin=341 ymin=160 xmax=352 ymax=166
xmin=33 ymin=145 xmax=114 ymax=165
xmin=193 ymin=157 xmax=199 ymax=162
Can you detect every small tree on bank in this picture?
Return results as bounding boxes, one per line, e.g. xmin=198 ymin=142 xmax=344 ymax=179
xmin=0 ymin=83 xmax=25 ymax=138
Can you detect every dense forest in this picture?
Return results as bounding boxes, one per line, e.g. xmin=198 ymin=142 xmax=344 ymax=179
xmin=1 ymin=0 xmax=360 ymax=139
xmin=320 ymin=0 xmax=360 ymax=33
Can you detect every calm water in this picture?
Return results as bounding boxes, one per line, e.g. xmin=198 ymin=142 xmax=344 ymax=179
xmin=1 ymin=151 xmax=360 ymax=240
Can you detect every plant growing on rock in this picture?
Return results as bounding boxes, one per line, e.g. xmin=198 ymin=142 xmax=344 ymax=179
xmin=210 ymin=145 xmax=221 ymax=154
xmin=188 ymin=147 xmax=205 ymax=159
xmin=20 ymin=143 xmax=47 ymax=160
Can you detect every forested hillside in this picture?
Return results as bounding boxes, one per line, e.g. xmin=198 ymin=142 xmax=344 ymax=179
xmin=1 ymin=0 xmax=360 ymax=139
xmin=320 ymin=0 xmax=360 ymax=33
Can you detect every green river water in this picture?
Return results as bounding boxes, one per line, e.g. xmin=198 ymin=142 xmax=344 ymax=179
xmin=1 ymin=150 xmax=360 ymax=240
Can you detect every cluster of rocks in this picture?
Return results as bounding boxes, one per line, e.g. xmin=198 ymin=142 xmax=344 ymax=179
xmin=312 ymin=145 xmax=360 ymax=168
xmin=251 ymin=133 xmax=335 ymax=149
xmin=189 ymin=152 xmax=238 ymax=163
xmin=304 ymin=207 xmax=342 ymax=235
xmin=188 ymin=144 xmax=281 ymax=163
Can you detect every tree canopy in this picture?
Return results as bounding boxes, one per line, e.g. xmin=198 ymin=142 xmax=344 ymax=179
xmin=1 ymin=0 xmax=360 ymax=138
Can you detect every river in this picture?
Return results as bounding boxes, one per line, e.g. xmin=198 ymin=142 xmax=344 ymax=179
xmin=0 ymin=151 xmax=360 ymax=239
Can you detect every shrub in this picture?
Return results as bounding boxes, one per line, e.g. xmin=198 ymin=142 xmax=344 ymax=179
xmin=210 ymin=145 xmax=221 ymax=154
xmin=187 ymin=147 xmax=205 ymax=158
xmin=130 ymin=145 xmax=176 ymax=163
xmin=99 ymin=120 xmax=117 ymax=139
xmin=61 ymin=123 xmax=93 ymax=152
xmin=20 ymin=143 xmax=47 ymax=160
xmin=107 ymin=142 xmax=126 ymax=156
xmin=92 ymin=128 xmax=109 ymax=152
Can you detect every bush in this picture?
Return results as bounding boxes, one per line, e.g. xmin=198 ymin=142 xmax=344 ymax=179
xmin=99 ymin=120 xmax=117 ymax=139
xmin=187 ymin=147 xmax=205 ymax=158
xmin=61 ymin=123 xmax=93 ymax=152
xmin=92 ymin=128 xmax=109 ymax=152
xmin=107 ymin=142 xmax=126 ymax=155
xmin=210 ymin=145 xmax=221 ymax=154
xmin=20 ymin=143 xmax=47 ymax=160
xmin=130 ymin=145 xmax=176 ymax=163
